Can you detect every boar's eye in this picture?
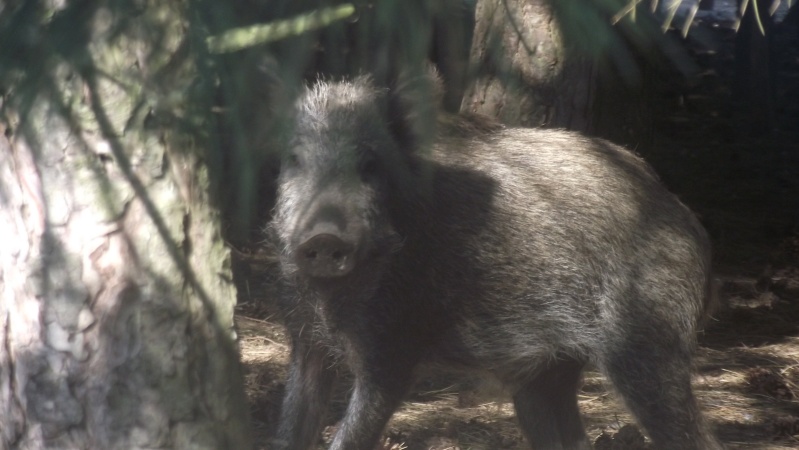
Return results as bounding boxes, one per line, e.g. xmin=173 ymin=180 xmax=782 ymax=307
xmin=284 ymin=151 xmax=301 ymax=170
xmin=359 ymin=150 xmax=380 ymax=179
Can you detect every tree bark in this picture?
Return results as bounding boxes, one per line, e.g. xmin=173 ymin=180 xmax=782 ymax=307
xmin=734 ymin=0 xmax=776 ymax=136
xmin=0 ymin=2 xmax=250 ymax=449
xmin=462 ymin=0 xmax=678 ymax=149
xmin=461 ymin=0 xmax=596 ymax=131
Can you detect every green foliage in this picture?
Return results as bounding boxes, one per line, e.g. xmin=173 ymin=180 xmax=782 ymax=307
xmin=0 ymin=0 xmax=710 ymax=242
xmin=206 ymin=4 xmax=356 ymax=53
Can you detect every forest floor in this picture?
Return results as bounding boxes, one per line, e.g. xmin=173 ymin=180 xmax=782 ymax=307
xmin=233 ymin=11 xmax=799 ymax=450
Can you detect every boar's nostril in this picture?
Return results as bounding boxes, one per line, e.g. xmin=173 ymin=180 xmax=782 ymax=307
xmin=296 ymin=234 xmax=356 ymax=278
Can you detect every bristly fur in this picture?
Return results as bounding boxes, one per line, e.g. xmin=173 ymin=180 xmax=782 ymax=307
xmin=269 ymin=76 xmax=724 ymax=450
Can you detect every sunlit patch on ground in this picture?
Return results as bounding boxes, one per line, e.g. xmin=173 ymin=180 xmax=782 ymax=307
xmin=235 ymin=9 xmax=799 ymax=449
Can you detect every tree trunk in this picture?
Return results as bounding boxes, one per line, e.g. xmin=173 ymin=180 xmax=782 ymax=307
xmin=734 ymin=0 xmax=776 ymax=136
xmin=461 ymin=0 xmax=678 ymax=150
xmin=461 ymin=0 xmax=596 ymax=131
xmin=0 ymin=2 xmax=251 ymax=449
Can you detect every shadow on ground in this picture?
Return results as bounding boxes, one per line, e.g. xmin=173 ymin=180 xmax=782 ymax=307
xmin=234 ymin=11 xmax=799 ymax=450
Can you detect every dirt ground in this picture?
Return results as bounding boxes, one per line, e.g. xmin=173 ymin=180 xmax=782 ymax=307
xmin=233 ymin=12 xmax=799 ymax=450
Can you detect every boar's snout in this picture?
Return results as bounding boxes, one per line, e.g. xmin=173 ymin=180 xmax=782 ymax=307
xmin=295 ymin=233 xmax=356 ymax=278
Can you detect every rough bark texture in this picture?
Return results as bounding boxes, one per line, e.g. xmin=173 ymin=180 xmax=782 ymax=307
xmin=0 ymin=2 xmax=250 ymax=449
xmin=461 ymin=0 xmax=596 ymax=131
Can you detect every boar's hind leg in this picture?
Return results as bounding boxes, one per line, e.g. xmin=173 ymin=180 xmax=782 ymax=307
xmin=274 ymin=345 xmax=336 ymax=450
xmin=512 ymin=358 xmax=592 ymax=450
xmin=601 ymin=335 xmax=723 ymax=450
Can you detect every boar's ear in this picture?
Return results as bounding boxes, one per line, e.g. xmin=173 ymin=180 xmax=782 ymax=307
xmin=385 ymin=66 xmax=442 ymax=154
xmin=236 ymin=54 xmax=305 ymax=164
xmin=238 ymin=55 xmax=299 ymax=127
xmin=218 ymin=54 xmax=296 ymax=239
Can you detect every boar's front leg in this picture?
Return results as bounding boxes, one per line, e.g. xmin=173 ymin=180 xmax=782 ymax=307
xmin=328 ymin=344 xmax=417 ymax=450
xmin=273 ymin=343 xmax=336 ymax=450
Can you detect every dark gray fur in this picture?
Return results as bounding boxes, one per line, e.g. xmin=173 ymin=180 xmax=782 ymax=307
xmin=268 ymin=76 xmax=722 ymax=450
